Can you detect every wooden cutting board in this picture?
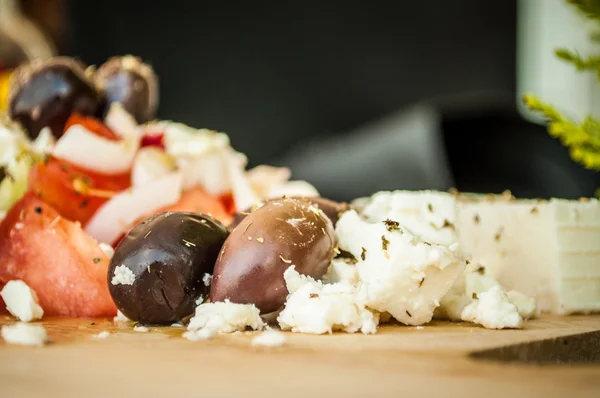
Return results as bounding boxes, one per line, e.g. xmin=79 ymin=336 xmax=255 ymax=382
xmin=1 ymin=315 xmax=600 ymax=398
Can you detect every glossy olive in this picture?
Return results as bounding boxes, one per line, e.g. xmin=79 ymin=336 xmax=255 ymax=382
xmin=227 ymin=196 xmax=350 ymax=230
xmin=212 ymin=198 xmax=336 ymax=314
xmin=108 ymin=212 xmax=229 ymax=324
xmin=8 ymin=57 xmax=101 ymax=139
xmin=94 ymin=55 xmax=158 ymax=123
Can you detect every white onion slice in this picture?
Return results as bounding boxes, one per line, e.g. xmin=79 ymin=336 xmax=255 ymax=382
xmin=84 ymin=171 xmax=183 ymax=244
xmin=53 ymin=124 xmax=139 ymax=174
xmin=266 ymin=180 xmax=320 ymax=199
xmin=30 ymin=127 xmax=55 ymax=154
xmin=131 ymin=147 xmax=176 ymax=187
xmin=224 ymin=149 xmax=260 ymax=210
xmin=178 ymin=152 xmax=229 ymax=194
xmin=104 ymin=103 xmax=138 ymax=138
xmin=247 ymin=165 xmax=291 ymax=198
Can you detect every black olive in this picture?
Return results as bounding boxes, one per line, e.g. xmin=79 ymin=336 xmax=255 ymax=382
xmin=108 ymin=212 xmax=229 ymax=324
xmin=94 ymin=55 xmax=158 ymax=123
xmin=8 ymin=57 xmax=101 ymax=140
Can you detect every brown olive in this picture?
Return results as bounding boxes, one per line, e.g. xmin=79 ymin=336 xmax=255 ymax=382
xmin=108 ymin=211 xmax=229 ymax=324
xmin=227 ymin=196 xmax=350 ymax=230
xmin=94 ymin=55 xmax=158 ymax=123
xmin=8 ymin=57 xmax=101 ymax=139
xmin=212 ymin=198 xmax=335 ymax=314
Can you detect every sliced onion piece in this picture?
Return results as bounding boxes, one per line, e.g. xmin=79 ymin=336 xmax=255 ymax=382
xmin=30 ymin=127 xmax=55 ymax=154
xmin=178 ymin=152 xmax=229 ymax=194
xmin=131 ymin=147 xmax=176 ymax=187
xmin=247 ymin=165 xmax=291 ymax=198
xmin=53 ymin=124 xmax=140 ymax=174
xmin=266 ymin=180 xmax=320 ymax=199
xmin=84 ymin=171 xmax=183 ymax=244
xmin=223 ymin=148 xmax=261 ymax=211
xmin=104 ymin=103 xmax=138 ymax=138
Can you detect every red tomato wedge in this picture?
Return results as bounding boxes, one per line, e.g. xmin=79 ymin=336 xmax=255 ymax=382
xmin=0 ymin=194 xmax=117 ymax=317
xmin=219 ymin=192 xmax=237 ymax=214
xmin=28 ymin=157 xmax=131 ymax=224
xmin=64 ymin=113 xmax=120 ymax=141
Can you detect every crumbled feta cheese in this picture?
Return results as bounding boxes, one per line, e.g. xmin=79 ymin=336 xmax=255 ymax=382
xmin=335 ymin=210 xmax=465 ymax=326
xmin=92 ymin=331 xmax=110 ymax=339
xmin=0 ymin=280 xmax=44 ymax=322
xmin=359 ymin=190 xmax=458 ymax=246
xmin=461 ymin=286 xmax=523 ymax=329
xmin=133 ymin=325 xmax=149 ymax=332
xmin=182 ymin=327 xmax=218 ymax=341
xmin=113 ymin=310 xmax=130 ymax=323
xmin=415 ymin=326 xmax=425 ymax=330
xmin=322 ymin=258 xmax=359 ymax=285
xmin=202 ymin=273 xmax=212 ymax=287
xmin=111 ymin=265 xmax=136 ymax=286
xmin=170 ymin=323 xmax=184 ymax=328
xmin=187 ymin=300 xmax=264 ymax=334
xmin=99 ymin=243 xmax=115 ymax=258
xmin=1 ymin=323 xmax=47 ymax=346
xmin=251 ymin=330 xmax=287 ymax=347
xmin=277 ymin=266 xmax=378 ymax=335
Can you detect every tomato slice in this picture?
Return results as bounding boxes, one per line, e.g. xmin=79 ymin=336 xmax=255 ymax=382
xmin=28 ymin=157 xmax=131 ymax=224
xmin=65 ymin=113 xmax=120 ymax=141
xmin=0 ymin=193 xmax=117 ymax=317
xmin=140 ymin=132 xmax=165 ymax=149
xmin=219 ymin=192 xmax=237 ymax=214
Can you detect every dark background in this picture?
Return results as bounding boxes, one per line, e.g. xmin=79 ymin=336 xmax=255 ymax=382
xmin=58 ymin=0 xmax=599 ymax=201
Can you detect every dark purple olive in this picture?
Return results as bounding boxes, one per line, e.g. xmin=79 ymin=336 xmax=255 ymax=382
xmin=108 ymin=212 xmax=229 ymax=324
xmin=212 ymin=198 xmax=335 ymax=314
xmin=8 ymin=57 xmax=101 ymax=140
xmin=94 ymin=55 xmax=158 ymax=123
xmin=227 ymin=196 xmax=350 ymax=230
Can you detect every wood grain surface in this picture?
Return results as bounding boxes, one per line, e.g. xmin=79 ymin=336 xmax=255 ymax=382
xmin=1 ymin=315 xmax=600 ymax=398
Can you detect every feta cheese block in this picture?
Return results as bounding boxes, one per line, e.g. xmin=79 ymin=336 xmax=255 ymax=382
xmin=0 ymin=280 xmax=44 ymax=322
xmin=277 ymin=265 xmax=378 ymax=334
xmin=357 ymin=190 xmax=600 ymax=315
xmin=335 ymin=210 xmax=466 ymax=326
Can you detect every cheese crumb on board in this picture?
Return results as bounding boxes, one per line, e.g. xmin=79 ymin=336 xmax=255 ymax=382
xmin=187 ymin=300 xmax=264 ymax=334
xmin=92 ymin=331 xmax=110 ymax=339
xmin=113 ymin=310 xmax=130 ymax=323
xmin=133 ymin=325 xmax=149 ymax=332
xmin=251 ymin=330 xmax=287 ymax=347
xmin=1 ymin=323 xmax=47 ymax=346
xmin=111 ymin=265 xmax=135 ymax=286
xmin=0 ymin=280 xmax=44 ymax=322
xmin=461 ymin=286 xmax=523 ymax=329
xmin=335 ymin=210 xmax=465 ymax=326
xmin=182 ymin=327 xmax=218 ymax=341
xmin=277 ymin=266 xmax=378 ymax=335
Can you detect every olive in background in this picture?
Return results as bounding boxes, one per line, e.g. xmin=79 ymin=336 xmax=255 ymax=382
xmin=227 ymin=196 xmax=350 ymax=230
xmin=108 ymin=211 xmax=229 ymax=324
xmin=8 ymin=57 xmax=101 ymax=140
xmin=94 ymin=55 xmax=158 ymax=123
xmin=212 ymin=198 xmax=336 ymax=314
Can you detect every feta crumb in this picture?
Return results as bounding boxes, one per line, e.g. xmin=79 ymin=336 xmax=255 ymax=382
xmin=461 ymin=286 xmax=523 ymax=329
xmin=99 ymin=243 xmax=115 ymax=258
xmin=133 ymin=325 xmax=149 ymax=332
xmin=187 ymin=300 xmax=264 ymax=334
xmin=113 ymin=310 xmax=130 ymax=323
xmin=111 ymin=265 xmax=136 ymax=286
xmin=277 ymin=266 xmax=378 ymax=335
xmin=202 ymin=273 xmax=212 ymax=287
xmin=415 ymin=326 xmax=425 ymax=330
xmin=170 ymin=323 xmax=184 ymax=328
xmin=322 ymin=258 xmax=359 ymax=285
xmin=1 ymin=323 xmax=47 ymax=346
xmin=0 ymin=280 xmax=44 ymax=322
xmin=251 ymin=330 xmax=287 ymax=347
xmin=182 ymin=327 xmax=218 ymax=341
xmin=92 ymin=331 xmax=110 ymax=339
xmin=335 ymin=210 xmax=465 ymax=326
